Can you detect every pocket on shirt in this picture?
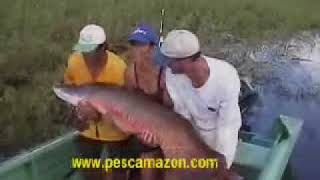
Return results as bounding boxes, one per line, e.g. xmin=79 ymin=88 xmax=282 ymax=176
xmin=192 ymin=105 xmax=220 ymax=131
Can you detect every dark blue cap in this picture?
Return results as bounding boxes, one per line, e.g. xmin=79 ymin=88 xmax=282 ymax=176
xmin=128 ymin=24 xmax=159 ymax=45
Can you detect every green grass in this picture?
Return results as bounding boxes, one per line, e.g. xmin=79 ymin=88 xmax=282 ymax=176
xmin=1 ymin=0 xmax=320 ymax=157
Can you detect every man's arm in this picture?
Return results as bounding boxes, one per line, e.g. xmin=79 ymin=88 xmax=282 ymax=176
xmin=216 ymin=76 xmax=242 ymax=128
xmin=218 ymin=96 xmax=241 ymax=126
xmin=62 ymin=58 xmax=98 ymax=131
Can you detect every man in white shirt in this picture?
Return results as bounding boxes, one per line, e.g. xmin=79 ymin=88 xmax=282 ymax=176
xmin=154 ymin=30 xmax=242 ymax=168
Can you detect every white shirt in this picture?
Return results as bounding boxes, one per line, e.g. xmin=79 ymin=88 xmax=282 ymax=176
xmin=165 ymin=56 xmax=241 ymax=168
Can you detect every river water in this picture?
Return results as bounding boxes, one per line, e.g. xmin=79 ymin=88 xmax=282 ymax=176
xmin=242 ymin=32 xmax=320 ymax=179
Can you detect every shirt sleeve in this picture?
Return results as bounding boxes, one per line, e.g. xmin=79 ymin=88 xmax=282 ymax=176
xmin=124 ymin=63 xmax=137 ymax=90
xmin=115 ymin=58 xmax=127 ymax=86
xmin=110 ymin=54 xmax=127 ymax=86
xmin=216 ymin=73 xmax=242 ymax=128
xmin=63 ymin=55 xmax=75 ymax=85
xmin=63 ymin=69 xmax=73 ymax=84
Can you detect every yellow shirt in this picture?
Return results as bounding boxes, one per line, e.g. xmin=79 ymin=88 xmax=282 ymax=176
xmin=64 ymin=51 xmax=129 ymax=141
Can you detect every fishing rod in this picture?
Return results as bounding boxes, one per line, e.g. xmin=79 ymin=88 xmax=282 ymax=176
xmin=291 ymin=57 xmax=320 ymax=64
xmin=159 ymin=8 xmax=165 ymax=47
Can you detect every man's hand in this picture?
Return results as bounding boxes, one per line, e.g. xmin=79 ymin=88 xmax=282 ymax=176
xmin=137 ymin=131 xmax=159 ymax=148
xmin=72 ymin=100 xmax=100 ymax=131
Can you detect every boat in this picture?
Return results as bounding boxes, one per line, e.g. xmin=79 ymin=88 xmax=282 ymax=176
xmin=0 ymin=115 xmax=303 ymax=180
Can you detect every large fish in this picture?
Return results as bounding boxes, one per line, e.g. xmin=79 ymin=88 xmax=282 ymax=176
xmin=53 ymin=84 xmax=232 ymax=180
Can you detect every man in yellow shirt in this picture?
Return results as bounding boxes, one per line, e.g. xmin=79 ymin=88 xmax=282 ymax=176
xmin=64 ymin=24 xmax=131 ymax=180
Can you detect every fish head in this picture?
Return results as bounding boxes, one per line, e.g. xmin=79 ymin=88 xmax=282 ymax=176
xmin=52 ymin=84 xmax=96 ymax=106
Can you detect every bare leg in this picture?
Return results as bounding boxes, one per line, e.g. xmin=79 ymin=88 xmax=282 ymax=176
xmin=140 ymin=148 xmax=164 ymax=180
xmin=128 ymin=148 xmax=164 ymax=180
xmin=103 ymin=168 xmax=128 ymax=180
xmin=76 ymin=136 xmax=105 ymax=180
xmin=102 ymin=139 xmax=134 ymax=180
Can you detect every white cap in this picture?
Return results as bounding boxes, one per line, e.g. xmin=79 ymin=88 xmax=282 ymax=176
xmin=73 ymin=24 xmax=106 ymax=52
xmin=161 ymin=30 xmax=200 ymax=58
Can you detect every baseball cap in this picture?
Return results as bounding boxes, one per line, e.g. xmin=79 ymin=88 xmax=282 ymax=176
xmin=128 ymin=24 xmax=159 ymax=45
xmin=73 ymin=24 xmax=106 ymax=53
xmin=153 ymin=30 xmax=200 ymax=67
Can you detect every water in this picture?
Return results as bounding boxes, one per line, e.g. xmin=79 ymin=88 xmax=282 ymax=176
xmin=245 ymin=32 xmax=320 ymax=179
xmin=247 ymin=88 xmax=320 ymax=179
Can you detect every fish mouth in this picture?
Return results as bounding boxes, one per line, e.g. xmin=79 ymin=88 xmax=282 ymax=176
xmin=52 ymin=86 xmax=82 ymax=106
